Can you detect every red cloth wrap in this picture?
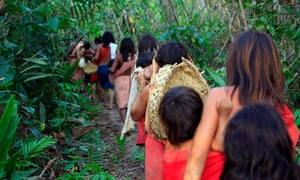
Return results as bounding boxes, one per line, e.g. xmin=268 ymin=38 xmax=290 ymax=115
xmin=276 ymin=104 xmax=299 ymax=148
xmin=90 ymin=73 xmax=98 ymax=83
xmin=163 ymin=150 xmax=189 ymax=180
xmin=136 ymin=117 xmax=146 ymax=146
xmin=145 ymin=134 xmax=165 ymax=180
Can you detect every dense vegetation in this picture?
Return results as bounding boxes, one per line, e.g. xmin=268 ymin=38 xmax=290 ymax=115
xmin=0 ymin=0 xmax=299 ymax=179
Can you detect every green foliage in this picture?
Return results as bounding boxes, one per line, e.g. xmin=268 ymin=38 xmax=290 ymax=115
xmin=21 ymin=136 xmax=56 ymax=159
xmin=0 ymin=96 xmax=19 ymax=177
xmin=57 ymin=163 xmax=115 ymax=180
xmin=116 ymin=136 xmax=127 ymax=155
xmin=1 ymin=0 xmax=299 ymax=178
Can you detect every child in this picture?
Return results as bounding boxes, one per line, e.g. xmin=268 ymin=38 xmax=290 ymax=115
xmin=221 ymin=103 xmax=300 ymax=180
xmin=158 ymin=86 xmax=231 ymax=180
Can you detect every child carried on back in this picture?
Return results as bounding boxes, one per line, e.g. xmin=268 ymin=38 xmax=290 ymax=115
xmin=158 ymin=86 xmax=231 ymax=180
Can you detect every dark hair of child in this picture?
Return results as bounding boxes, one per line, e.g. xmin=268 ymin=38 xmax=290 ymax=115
xmin=136 ymin=51 xmax=154 ymax=68
xmin=120 ymin=37 xmax=136 ymax=62
xmin=158 ymin=86 xmax=203 ymax=146
xmin=94 ymin=36 xmax=103 ymax=44
xmin=221 ymin=103 xmax=300 ymax=180
xmin=138 ymin=34 xmax=159 ymax=53
xmin=83 ymin=41 xmax=91 ymax=49
xmin=155 ymin=41 xmax=189 ymax=67
xmin=102 ymin=31 xmax=115 ymax=48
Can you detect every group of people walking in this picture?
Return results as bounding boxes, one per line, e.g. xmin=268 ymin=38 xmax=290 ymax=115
xmin=68 ymin=30 xmax=299 ymax=180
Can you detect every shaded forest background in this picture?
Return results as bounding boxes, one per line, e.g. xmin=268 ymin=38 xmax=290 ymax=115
xmin=0 ymin=0 xmax=299 ymax=179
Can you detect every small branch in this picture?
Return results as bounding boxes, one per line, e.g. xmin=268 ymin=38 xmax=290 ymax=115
xmin=238 ymin=0 xmax=249 ymax=30
xmin=110 ymin=8 xmax=123 ymax=38
xmin=39 ymin=158 xmax=56 ymax=178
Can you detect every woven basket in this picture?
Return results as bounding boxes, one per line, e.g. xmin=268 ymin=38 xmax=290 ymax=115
xmin=83 ymin=62 xmax=98 ymax=74
xmin=146 ymin=59 xmax=210 ymax=140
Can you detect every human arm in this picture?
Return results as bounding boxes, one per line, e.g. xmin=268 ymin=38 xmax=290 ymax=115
xmin=183 ymin=88 xmax=220 ymax=180
xmin=130 ymin=69 xmax=150 ymax=121
xmin=93 ymin=44 xmax=102 ymax=63
xmin=109 ymin=53 xmax=122 ymax=73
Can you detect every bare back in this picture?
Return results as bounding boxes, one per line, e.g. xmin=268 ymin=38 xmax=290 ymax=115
xmin=210 ymin=86 xmax=242 ymax=151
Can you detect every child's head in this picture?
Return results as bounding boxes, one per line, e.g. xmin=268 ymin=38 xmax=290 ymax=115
xmin=155 ymin=41 xmax=189 ymax=68
xmin=226 ymin=30 xmax=285 ymax=106
xmin=94 ymin=36 xmax=102 ymax=44
xmin=136 ymin=51 xmax=155 ymax=68
xmin=158 ymin=86 xmax=203 ymax=145
xmin=120 ymin=37 xmax=136 ymax=62
xmin=83 ymin=41 xmax=91 ymax=49
xmin=138 ymin=34 xmax=159 ymax=53
xmin=221 ymin=103 xmax=299 ymax=180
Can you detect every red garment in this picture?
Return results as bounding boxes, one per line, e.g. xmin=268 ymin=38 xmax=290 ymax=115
xmin=136 ymin=117 xmax=146 ymax=146
xmin=90 ymin=73 xmax=98 ymax=83
xmin=201 ymin=151 xmax=224 ymax=180
xmin=276 ymin=104 xmax=299 ymax=147
xmin=163 ymin=150 xmax=189 ymax=180
xmin=145 ymin=134 xmax=165 ymax=180
xmin=95 ymin=46 xmax=110 ymax=65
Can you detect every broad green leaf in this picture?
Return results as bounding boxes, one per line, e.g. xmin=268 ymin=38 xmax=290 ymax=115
xmin=4 ymin=39 xmax=18 ymax=49
xmin=47 ymin=18 xmax=59 ymax=32
xmin=293 ymin=28 xmax=300 ymax=40
xmin=20 ymin=65 xmax=42 ymax=74
xmin=0 ymin=96 xmax=19 ymax=162
xmin=23 ymin=58 xmax=48 ymax=65
xmin=24 ymin=74 xmax=59 ymax=83
xmin=204 ymin=66 xmax=225 ymax=87
xmin=21 ymin=106 xmax=35 ymax=114
xmin=39 ymin=103 xmax=46 ymax=123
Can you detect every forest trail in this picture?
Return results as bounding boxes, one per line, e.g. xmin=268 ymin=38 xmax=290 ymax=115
xmin=94 ymin=99 xmax=145 ymax=180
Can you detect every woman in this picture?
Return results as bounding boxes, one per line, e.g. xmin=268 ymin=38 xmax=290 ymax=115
xmin=131 ymin=42 xmax=193 ymax=180
xmin=184 ymin=30 xmax=299 ymax=180
xmin=109 ymin=37 xmax=136 ymax=121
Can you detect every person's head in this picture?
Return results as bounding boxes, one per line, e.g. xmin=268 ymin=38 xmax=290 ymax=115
xmin=158 ymin=86 xmax=203 ymax=145
xmin=226 ymin=30 xmax=285 ymax=106
xmin=155 ymin=41 xmax=189 ymax=68
xmin=138 ymin=34 xmax=159 ymax=53
xmin=120 ymin=37 xmax=136 ymax=62
xmin=136 ymin=51 xmax=155 ymax=68
xmin=83 ymin=41 xmax=91 ymax=49
xmin=102 ymin=31 xmax=115 ymax=47
xmin=94 ymin=36 xmax=103 ymax=45
xmin=221 ymin=103 xmax=299 ymax=180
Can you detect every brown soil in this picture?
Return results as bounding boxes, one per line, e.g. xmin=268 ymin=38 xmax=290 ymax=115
xmin=94 ymin=100 xmax=145 ymax=180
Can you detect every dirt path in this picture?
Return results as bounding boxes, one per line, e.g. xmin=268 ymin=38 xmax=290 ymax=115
xmin=95 ymin=100 xmax=145 ymax=180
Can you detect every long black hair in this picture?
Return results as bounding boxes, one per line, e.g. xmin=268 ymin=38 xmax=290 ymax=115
xmin=102 ymin=31 xmax=115 ymax=48
xmin=221 ymin=103 xmax=300 ymax=180
xmin=119 ymin=37 xmax=136 ymax=62
xmin=155 ymin=41 xmax=189 ymax=67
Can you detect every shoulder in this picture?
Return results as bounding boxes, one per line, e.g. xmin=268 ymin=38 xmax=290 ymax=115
xmin=208 ymin=87 xmax=228 ymax=97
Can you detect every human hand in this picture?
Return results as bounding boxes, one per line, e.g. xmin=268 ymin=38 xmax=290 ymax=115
xmin=143 ymin=65 xmax=152 ymax=82
xmin=136 ymin=71 xmax=147 ymax=89
xmin=217 ymin=98 xmax=233 ymax=119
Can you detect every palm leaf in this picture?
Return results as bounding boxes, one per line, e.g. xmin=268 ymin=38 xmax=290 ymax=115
xmin=21 ymin=136 xmax=56 ymax=159
xmin=0 ymin=96 xmax=19 ymax=163
xmin=23 ymin=73 xmax=61 ymax=83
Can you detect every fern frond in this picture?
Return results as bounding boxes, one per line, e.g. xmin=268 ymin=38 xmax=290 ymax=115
xmin=21 ymin=136 xmax=56 ymax=159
